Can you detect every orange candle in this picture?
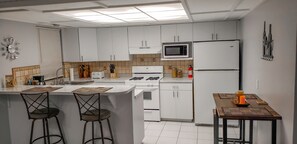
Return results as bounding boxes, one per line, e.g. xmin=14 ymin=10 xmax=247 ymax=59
xmin=239 ymin=95 xmax=246 ymax=104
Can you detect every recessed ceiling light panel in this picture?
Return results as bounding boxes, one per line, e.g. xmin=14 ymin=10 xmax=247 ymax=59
xmin=137 ymin=3 xmax=184 ymax=12
xmin=94 ymin=7 xmax=140 ymax=15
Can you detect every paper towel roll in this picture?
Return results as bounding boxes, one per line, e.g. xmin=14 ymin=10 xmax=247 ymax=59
xmin=70 ymin=68 xmax=74 ymax=81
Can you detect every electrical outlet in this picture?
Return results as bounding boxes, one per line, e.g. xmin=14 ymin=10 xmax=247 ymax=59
xmin=103 ymin=66 xmax=107 ymax=70
xmin=256 ymin=80 xmax=259 ymax=89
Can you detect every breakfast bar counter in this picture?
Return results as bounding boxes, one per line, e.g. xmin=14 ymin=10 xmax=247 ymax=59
xmin=0 ymin=84 xmax=144 ymax=144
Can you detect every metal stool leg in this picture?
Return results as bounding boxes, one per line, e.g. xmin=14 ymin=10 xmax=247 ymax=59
xmin=92 ymin=122 xmax=95 ymax=144
xmin=45 ymin=119 xmax=51 ymax=144
xmin=30 ymin=120 xmax=36 ymax=144
xmin=82 ymin=121 xmax=87 ymax=144
xmin=99 ymin=121 xmax=105 ymax=144
xmin=55 ymin=116 xmax=66 ymax=144
xmin=107 ymin=119 xmax=114 ymax=144
xmin=42 ymin=119 xmax=47 ymax=144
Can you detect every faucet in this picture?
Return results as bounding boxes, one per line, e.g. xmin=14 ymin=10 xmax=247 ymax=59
xmin=55 ymin=67 xmax=64 ymax=85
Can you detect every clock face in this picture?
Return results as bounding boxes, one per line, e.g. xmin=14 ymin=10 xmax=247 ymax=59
xmin=1 ymin=37 xmax=20 ymax=60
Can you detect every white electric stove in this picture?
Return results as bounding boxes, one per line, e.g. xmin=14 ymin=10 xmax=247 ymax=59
xmin=125 ymin=66 xmax=163 ymax=121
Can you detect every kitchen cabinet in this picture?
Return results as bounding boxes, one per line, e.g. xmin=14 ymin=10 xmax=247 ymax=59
xmin=78 ymin=28 xmax=98 ymax=61
xmin=97 ymin=27 xmax=130 ymax=61
xmin=193 ymin=21 xmax=237 ymax=41
xmin=160 ymin=83 xmax=193 ymax=120
xmin=161 ymin=23 xmax=193 ymax=43
xmin=128 ymin=25 xmax=161 ymax=54
xmin=61 ymin=28 xmax=81 ymax=62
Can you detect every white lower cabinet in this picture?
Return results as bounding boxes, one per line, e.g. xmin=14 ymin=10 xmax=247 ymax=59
xmin=160 ymin=83 xmax=193 ymax=120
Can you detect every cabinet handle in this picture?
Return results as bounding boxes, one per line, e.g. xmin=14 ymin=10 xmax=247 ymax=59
xmin=173 ymin=91 xmax=175 ymax=97
xmin=145 ymin=40 xmax=147 ymax=46
xmin=178 ymin=36 xmax=180 ymax=42
xmin=177 ymin=91 xmax=179 ymax=98
xmin=110 ymin=55 xmax=112 ymax=61
xmin=212 ymin=34 xmax=214 ymax=40
xmin=81 ymin=56 xmax=84 ymax=62
xmin=141 ymin=40 xmax=143 ymax=46
xmin=216 ymin=34 xmax=218 ymax=40
xmin=113 ymin=55 xmax=115 ymax=60
xmin=174 ymin=36 xmax=176 ymax=42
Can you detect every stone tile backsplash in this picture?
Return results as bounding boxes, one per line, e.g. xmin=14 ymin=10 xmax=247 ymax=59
xmin=64 ymin=54 xmax=193 ymax=78
xmin=12 ymin=65 xmax=40 ymax=85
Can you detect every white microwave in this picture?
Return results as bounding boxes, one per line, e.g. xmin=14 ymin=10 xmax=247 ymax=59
xmin=162 ymin=43 xmax=192 ymax=59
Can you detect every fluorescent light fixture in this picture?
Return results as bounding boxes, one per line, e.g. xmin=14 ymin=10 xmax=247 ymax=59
xmin=54 ymin=10 xmax=99 ymax=17
xmin=75 ymin=15 xmax=124 ymax=23
xmin=137 ymin=3 xmax=184 ymax=12
xmin=52 ymin=2 xmax=189 ymax=24
xmin=111 ymin=13 xmax=155 ymax=22
xmin=147 ymin=10 xmax=188 ymax=20
xmin=94 ymin=7 xmax=140 ymax=15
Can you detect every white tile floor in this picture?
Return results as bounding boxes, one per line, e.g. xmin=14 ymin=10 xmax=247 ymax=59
xmin=143 ymin=121 xmax=240 ymax=144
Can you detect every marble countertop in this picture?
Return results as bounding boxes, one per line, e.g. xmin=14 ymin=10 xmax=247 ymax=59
xmin=160 ymin=77 xmax=193 ymax=83
xmin=92 ymin=76 xmax=130 ymax=83
xmin=0 ymin=84 xmax=136 ymax=95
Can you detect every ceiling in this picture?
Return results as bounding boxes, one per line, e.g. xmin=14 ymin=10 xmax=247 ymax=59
xmin=0 ymin=0 xmax=266 ymax=27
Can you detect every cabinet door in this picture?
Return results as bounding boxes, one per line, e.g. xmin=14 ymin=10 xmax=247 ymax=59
xmin=112 ymin=27 xmax=130 ymax=61
xmin=144 ymin=25 xmax=161 ymax=49
xmin=161 ymin=24 xmax=176 ymax=43
xmin=176 ymin=90 xmax=193 ymax=120
xmin=160 ymin=90 xmax=176 ymax=119
xmin=61 ymin=28 xmax=81 ymax=62
xmin=193 ymin=22 xmax=215 ymax=41
xmin=176 ymin=23 xmax=193 ymax=42
xmin=215 ymin=21 xmax=237 ymax=40
xmin=97 ymin=28 xmax=113 ymax=61
xmin=78 ymin=28 xmax=98 ymax=61
xmin=128 ymin=26 xmax=144 ymax=48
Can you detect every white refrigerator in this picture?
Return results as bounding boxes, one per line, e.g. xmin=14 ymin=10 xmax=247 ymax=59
xmin=194 ymin=41 xmax=240 ymax=125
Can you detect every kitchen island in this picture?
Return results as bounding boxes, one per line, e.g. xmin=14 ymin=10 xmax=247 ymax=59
xmin=0 ymin=83 xmax=144 ymax=144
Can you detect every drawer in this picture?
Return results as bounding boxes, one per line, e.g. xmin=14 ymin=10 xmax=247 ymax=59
xmin=160 ymin=83 xmax=192 ymax=91
xmin=144 ymin=110 xmax=160 ymax=121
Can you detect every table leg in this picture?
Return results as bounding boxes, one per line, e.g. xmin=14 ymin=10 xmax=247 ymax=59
xmin=213 ymin=110 xmax=219 ymax=144
xmin=272 ymin=120 xmax=277 ymax=144
xmin=242 ymin=120 xmax=245 ymax=143
xmin=249 ymin=120 xmax=253 ymax=144
xmin=223 ymin=119 xmax=227 ymax=144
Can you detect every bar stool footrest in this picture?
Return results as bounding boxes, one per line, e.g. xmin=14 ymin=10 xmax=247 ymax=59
xmin=32 ymin=134 xmax=63 ymax=144
xmin=84 ymin=137 xmax=113 ymax=144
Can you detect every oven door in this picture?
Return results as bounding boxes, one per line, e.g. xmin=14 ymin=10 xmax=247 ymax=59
xmin=136 ymin=86 xmax=159 ymax=110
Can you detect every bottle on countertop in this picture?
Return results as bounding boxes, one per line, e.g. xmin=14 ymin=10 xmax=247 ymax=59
xmin=171 ymin=67 xmax=177 ymax=78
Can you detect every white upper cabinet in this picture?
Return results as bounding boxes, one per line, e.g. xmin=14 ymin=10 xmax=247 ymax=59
xmin=128 ymin=25 xmax=161 ymax=54
xmin=61 ymin=28 xmax=81 ymax=62
xmin=97 ymin=28 xmax=113 ymax=61
xmin=214 ymin=21 xmax=237 ymax=40
xmin=78 ymin=28 xmax=98 ymax=61
xmin=112 ymin=27 xmax=130 ymax=61
xmin=97 ymin=27 xmax=130 ymax=61
xmin=193 ymin=21 xmax=237 ymax=41
xmin=161 ymin=23 xmax=193 ymax=43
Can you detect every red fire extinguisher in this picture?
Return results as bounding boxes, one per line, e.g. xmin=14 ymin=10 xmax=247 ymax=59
xmin=188 ymin=65 xmax=193 ymax=78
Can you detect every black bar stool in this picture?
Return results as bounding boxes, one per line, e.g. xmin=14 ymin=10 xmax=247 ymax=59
xmin=73 ymin=91 xmax=114 ymax=144
xmin=20 ymin=91 xmax=65 ymax=144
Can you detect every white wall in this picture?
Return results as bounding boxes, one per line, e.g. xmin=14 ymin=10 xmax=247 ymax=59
xmin=241 ymin=0 xmax=297 ymax=143
xmin=0 ymin=19 xmax=41 ymax=143
xmin=0 ymin=19 xmax=41 ymax=86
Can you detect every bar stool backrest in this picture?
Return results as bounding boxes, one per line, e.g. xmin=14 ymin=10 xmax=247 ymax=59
xmin=20 ymin=92 xmax=50 ymax=119
xmin=73 ymin=92 xmax=101 ymax=121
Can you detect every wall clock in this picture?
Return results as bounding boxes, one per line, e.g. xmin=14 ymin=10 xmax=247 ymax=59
xmin=1 ymin=37 xmax=20 ymax=60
